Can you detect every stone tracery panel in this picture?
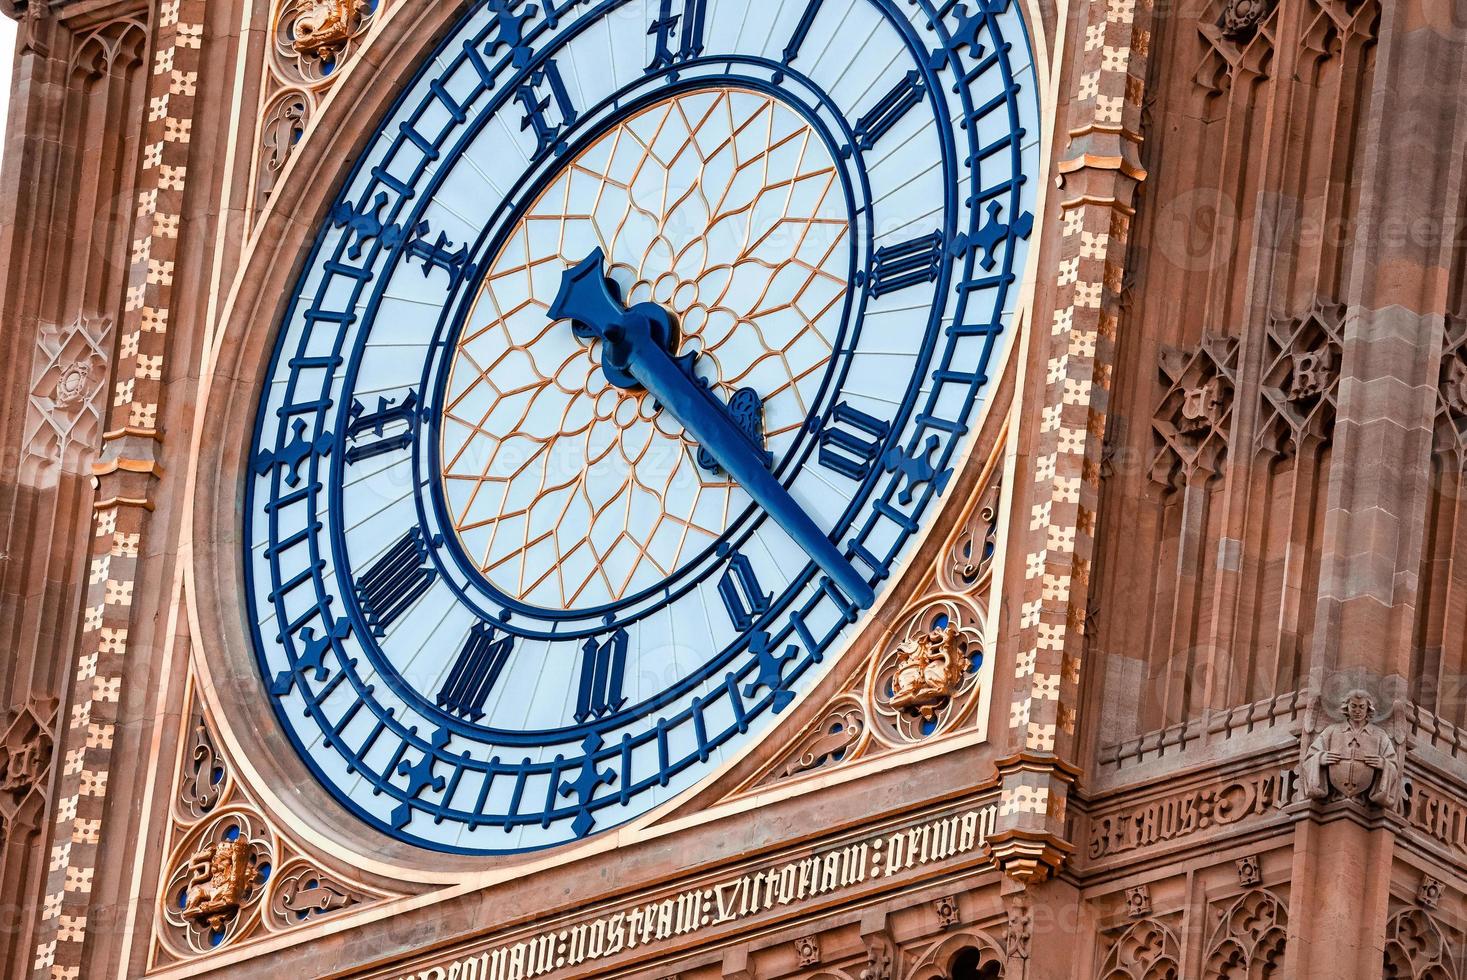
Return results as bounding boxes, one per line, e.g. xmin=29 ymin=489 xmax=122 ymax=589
xmin=250 ymin=0 xmax=389 ymax=213
xmin=1384 ymin=907 xmax=1461 ymax=980
xmin=1201 ymin=889 xmax=1288 ymax=979
xmin=1097 ymin=916 xmax=1182 ymax=980
xmin=732 ymin=435 xmax=1005 ymax=794
xmin=1088 ymin=0 xmax=1381 ymax=769
xmin=148 ymin=675 xmax=398 ymax=968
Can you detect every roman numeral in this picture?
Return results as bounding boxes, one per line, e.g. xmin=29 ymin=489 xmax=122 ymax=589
xmin=355 ymin=527 xmax=436 ymax=636
xmin=853 ymin=71 xmax=925 ymax=151
xmin=437 ymin=623 xmax=514 ymax=720
xmin=576 ymin=630 xmax=629 ymax=723
xmin=719 ymin=551 xmax=772 ymax=632
xmin=648 ymin=0 xmax=707 ymax=72
xmin=345 ymin=390 xmax=418 ymax=464
xmin=516 ymin=60 xmax=578 ymax=158
xmin=819 ymin=403 xmax=892 ymax=481
xmin=781 ymin=0 xmax=826 ymax=71
xmin=869 ymin=231 xmax=945 ymax=298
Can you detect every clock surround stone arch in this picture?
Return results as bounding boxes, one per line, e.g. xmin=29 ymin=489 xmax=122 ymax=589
xmin=176 ymin=0 xmax=1053 ymax=914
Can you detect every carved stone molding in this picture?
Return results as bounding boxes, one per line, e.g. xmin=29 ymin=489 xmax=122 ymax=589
xmin=255 ymin=88 xmax=311 ymax=203
xmin=1151 ymin=332 xmax=1240 ymax=489
xmin=264 ymin=858 xmax=375 ymax=931
xmin=20 ymin=314 xmax=112 ymax=483
xmin=859 ymin=927 xmax=899 ymax=980
xmin=69 ymin=15 xmax=148 ymax=77
xmin=1003 ymin=891 xmax=1033 ymax=962
xmin=1300 ymin=0 xmax=1380 ymax=60
xmin=1202 ymin=889 xmax=1288 ymax=978
xmin=1235 ymin=854 xmax=1262 ymax=887
xmin=1098 ymin=916 xmax=1182 ymax=980
xmin=1124 ymin=884 xmax=1152 ymax=919
xmin=177 ymin=711 xmax=230 ymax=822
xmin=1433 ymin=317 xmax=1467 ymax=461
xmin=939 ymin=474 xmax=1003 ymax=594
xmin=756 ymin=696 xmax=868 ymax=786
xmin=905 ymin=930 xmax=1007 ymax=980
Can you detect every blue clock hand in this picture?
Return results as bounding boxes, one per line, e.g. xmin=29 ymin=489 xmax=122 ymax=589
xmin=550 ymin=249 xmax=875 ymax=610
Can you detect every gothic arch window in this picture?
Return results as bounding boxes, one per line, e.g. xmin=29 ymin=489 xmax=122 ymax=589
xmin=1202 ymin=889 xmax=1288 ymax=979
xmin=1099 ymin=917 xmax=1182 ymax=980
xmin=1384 ymin=908 xmax=1461 ymax=980
xmin=950 ymin=947 xmax=1003 ymax=979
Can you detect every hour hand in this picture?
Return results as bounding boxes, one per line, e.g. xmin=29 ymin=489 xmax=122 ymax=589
xmin=548 ymin=248 xmax=624 ymax=342
xmin=552 ymin=250 xmax=875 ymax=610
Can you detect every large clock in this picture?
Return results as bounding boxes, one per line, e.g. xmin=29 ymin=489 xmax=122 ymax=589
xmin=245 ymin=0 xmax=1038 ymax=854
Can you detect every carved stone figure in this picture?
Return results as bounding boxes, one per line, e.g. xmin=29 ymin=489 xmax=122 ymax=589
xmin=290 ymin=0 xmax=364 ymax=55
xmin=887 ymin=623 xmax=968 ymax=720
xmin=1300 ymin=690 xmax=1402 ymax=809
xmin=181 ymin=840 xmax=256 ymax=932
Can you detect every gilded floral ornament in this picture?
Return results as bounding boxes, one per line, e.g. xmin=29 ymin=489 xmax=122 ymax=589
xmin=887 ymin=623 xmax=969 ymax=721
xmin=869 ymin=598 xmax=985 ymax=744
xmin=160 ymin=808 xmax=274 ymax=956
xmin=273 ymin=0 xmax=377 ymax=84
xmin=181 ymin=839 xmax=257 ymax=932
xmin=290 ymin=0 xmax=365 ymax=56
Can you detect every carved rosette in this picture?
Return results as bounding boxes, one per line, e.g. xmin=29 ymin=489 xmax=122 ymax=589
xmin=21 ymin=314 xmax=112 ymax=483
xmin=159 ymin=808 xmax=275 ymax=956
xmin=868 ymin=597 xmax=985 ymax=745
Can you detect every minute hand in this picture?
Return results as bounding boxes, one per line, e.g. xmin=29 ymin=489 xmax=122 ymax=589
xmin=623 ymin=323 xmax=874 ymax=609
xmin=549 ymin=251 xmax=874 ymax=610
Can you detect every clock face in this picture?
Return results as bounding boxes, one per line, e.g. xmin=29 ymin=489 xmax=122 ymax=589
xmin=245 ymin=0 xmax=1038 ymax=854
